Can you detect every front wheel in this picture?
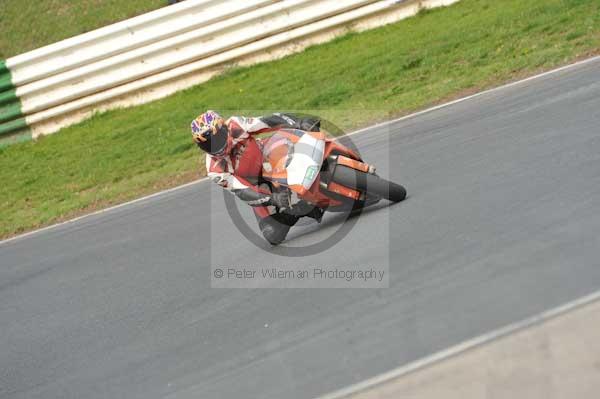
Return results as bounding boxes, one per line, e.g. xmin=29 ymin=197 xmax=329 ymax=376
xmin=332 ymin=165 xmax=406 ymax=202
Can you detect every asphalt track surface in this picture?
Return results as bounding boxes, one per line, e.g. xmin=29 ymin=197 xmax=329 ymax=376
xmin=2 ymin=58 xmax=600 ymax=399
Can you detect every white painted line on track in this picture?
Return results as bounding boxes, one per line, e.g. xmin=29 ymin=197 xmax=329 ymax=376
xmin=346 ymin=54 xmax=600 ymax=137
xmin=0 ymin=178 xmax=208 ymax=246
xmin=2 ymin=54 xmax=600 ymax=246
xmin=317 ymin=289 xmax=600 ymax=399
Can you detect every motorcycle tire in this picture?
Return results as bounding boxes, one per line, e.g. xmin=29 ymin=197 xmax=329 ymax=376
xmin=332 ymin=165 xmax=406 ymax=202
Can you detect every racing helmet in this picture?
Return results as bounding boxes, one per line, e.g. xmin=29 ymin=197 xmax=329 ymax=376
xmin=190 ymin=110 xmax=229 ymax=156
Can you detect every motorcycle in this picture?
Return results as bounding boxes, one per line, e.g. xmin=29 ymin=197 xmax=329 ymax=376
xmin=260 ymin=127 xmax=406 ymax=219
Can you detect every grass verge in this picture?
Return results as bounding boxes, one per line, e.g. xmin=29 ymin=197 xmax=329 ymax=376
xmin=1 ymin=0 xmax=599 ymax=238
xmin=0 ymin=0 xmax=165 ymax=59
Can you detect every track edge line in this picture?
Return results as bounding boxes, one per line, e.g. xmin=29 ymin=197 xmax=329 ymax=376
xmin=316 ymin=289 xmax=600 ymax=399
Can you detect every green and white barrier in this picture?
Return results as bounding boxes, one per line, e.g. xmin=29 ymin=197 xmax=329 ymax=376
xmin=0 ymin=0 xmax=458 ymax=146
xmin=0 ymin=60 xmax=30 ymax=143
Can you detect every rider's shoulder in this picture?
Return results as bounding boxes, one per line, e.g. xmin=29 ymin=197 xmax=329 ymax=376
xmin=226 ymin=115 xmax=244 ymax=123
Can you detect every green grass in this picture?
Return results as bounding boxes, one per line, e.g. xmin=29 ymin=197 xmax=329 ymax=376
xmin=1 ymin=0 xmax=600 ymax=238
xmin=0 ymin=0 xmax=165 ymax=58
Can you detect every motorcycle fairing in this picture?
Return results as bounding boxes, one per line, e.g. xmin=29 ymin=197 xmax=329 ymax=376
xmin=262 ymin=130 xmax=325 ymax=195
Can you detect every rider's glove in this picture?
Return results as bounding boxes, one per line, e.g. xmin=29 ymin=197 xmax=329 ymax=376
xmin=298 ymin=117 xmax=320 ymax=132
xmin=269 ymin=190 xmax=292 ymax=210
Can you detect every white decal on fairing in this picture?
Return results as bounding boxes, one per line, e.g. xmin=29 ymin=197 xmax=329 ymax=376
xmin=286 ymin=133 xmax=325 ymax=189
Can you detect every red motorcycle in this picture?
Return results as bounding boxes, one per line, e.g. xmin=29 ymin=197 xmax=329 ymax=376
xmin=260 ymin=128 xmax=406 ymax=215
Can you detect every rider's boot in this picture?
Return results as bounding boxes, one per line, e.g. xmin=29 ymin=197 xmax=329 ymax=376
xmin=305 ymin=207 xmax=324 ymax=223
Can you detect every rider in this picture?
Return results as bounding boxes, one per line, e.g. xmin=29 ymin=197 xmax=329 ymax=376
xmin=191 ymin=110 xmax=323 ymax=245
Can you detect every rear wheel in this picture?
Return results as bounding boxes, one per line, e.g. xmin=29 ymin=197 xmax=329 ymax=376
xmin=332 ymin=165 xmax=406 ymax=202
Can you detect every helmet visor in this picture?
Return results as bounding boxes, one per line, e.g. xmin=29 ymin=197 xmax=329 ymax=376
xmin=197 ymin=124 xmax=228 ymax=155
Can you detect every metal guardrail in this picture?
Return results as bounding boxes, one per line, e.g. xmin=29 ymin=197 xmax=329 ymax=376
xmin=0 ymin=0 xmax=458 ymax=143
